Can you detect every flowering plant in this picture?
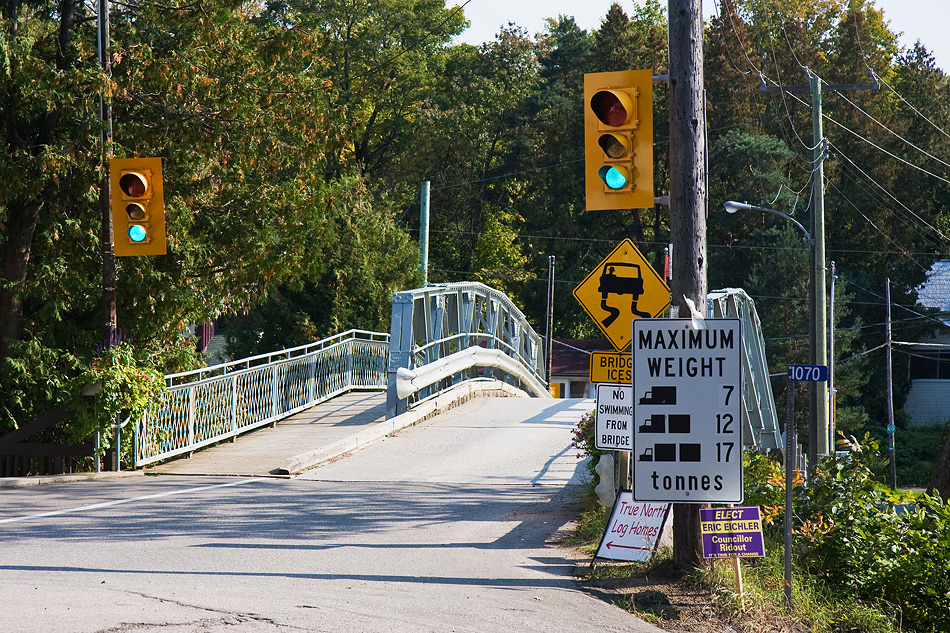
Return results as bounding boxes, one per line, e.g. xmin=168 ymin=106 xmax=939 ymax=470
xmin=571 ymin=409 xmax=606 ymax=461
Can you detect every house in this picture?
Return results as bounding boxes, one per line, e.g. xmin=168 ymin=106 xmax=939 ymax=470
xmin=549 ymin=339 xmax=611 ymax=399
xmin=903 ymin=260 xmax=950 ymax=426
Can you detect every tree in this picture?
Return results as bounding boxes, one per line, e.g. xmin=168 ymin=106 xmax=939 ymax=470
xmin=0 ymin=0 xmax=428 ymax=429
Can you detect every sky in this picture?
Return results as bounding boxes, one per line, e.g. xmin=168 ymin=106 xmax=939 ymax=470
xmin=454 ymin=0 xmax=950 ymax=73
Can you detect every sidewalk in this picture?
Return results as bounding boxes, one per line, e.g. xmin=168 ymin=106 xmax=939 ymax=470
xmin=0 ymin=380 xmax=531 ymax=486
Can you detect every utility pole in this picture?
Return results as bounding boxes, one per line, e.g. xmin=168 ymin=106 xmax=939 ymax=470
xmin=808 ymin=71 xmax=829 ymax=466
xmin=98 ymin=0 xmax=116 ymax=343
xmin=829 ymin=261 xmax=837 ymax=449
xmin=885 ymin=279 xmax=897 ymax=489
xmin=545 ymin=255 xmax=555 ymax=387
xmin=762 ymin=71 xmax=877 ymax=470
xmin=668 ymin=0 xmax=707 ymax=570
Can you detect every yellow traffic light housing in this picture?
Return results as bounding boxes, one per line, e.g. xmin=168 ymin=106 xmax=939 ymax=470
xmin=110 ymin=157 xmax=166 ymax=256
xmin=584 ymin=69 xmax=654 ymax=211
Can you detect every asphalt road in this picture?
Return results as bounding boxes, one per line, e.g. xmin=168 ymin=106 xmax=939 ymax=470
xmin=0 ymin=397 xmax=666 ymax=633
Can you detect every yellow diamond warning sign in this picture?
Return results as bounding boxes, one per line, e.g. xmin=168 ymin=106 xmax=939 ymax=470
xmin=573 ymin=239 xmax=670 ymax=351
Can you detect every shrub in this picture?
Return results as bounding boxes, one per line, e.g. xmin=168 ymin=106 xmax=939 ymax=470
xmin=789 ymin=434 xmax=950 ymax=632
xmin=571 ymin=409 xmax=605 ymax=475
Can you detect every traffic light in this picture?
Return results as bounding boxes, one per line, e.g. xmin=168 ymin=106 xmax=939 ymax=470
xmin=110 ymin=157 xmax=166 ymax=256
xmin=584 ymin=69 xmax=653 ymax=211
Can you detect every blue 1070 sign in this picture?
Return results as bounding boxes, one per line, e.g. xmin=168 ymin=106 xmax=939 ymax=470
xmin=787 ymin=364 xmax=828 ymax=382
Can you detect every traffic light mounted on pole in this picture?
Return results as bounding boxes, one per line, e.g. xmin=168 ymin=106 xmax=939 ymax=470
xmin=584 ymin=69 xmax=653 ymax=211
xmin=110 ymin=157 xmax=166 ymax=256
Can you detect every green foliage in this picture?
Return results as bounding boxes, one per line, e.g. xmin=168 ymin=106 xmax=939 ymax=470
xmin=784 ymin=434 xmax=950 ymax=632
xmin=70 ymin=343 xmax=167 ymax=465
xmin=0 ymin=340 xmax=84 ymax=433
xmin=742 ymin=450 xmax=794 ymax=534
xmin=891 ymin=424 xmax=948 ymax=488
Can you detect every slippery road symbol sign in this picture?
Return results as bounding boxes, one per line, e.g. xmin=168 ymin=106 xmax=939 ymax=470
xmin=573 ymin=239 xmax=670 ymax=351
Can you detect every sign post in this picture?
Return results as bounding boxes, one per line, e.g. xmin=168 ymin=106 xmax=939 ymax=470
xmin=632 ymin=319 xmax=743 ymax=503
xmin=784 ymin=364 xmax=827 ymax=608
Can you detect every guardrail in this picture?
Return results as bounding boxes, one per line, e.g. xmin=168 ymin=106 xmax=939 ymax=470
xmin=387 ymin=282 xmax=549 ymax=418
xmin=135 ymin=329 xmax=389 ymax=467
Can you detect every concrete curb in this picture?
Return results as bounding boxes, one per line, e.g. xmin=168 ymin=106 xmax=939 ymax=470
xmin=0 ymin=469 xmax=145 ymax=488
xmin=278 ymin=380 xmax=529 ymax=475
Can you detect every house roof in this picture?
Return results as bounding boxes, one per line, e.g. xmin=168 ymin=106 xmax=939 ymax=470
xmin=550 ymin=339 xmax=613 ymax=377
xmin=918 ymin=260 xmax=950 ymax=312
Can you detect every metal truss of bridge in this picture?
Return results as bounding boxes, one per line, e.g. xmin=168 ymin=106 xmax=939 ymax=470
xmin=386 ymin=282 xmax=549 ymax=417
xmin=708 ymin=288 xmax=783 ymax=452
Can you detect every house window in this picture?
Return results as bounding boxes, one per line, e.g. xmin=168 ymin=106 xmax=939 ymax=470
xmin=910 ymin=350 xmax=950 ymax=379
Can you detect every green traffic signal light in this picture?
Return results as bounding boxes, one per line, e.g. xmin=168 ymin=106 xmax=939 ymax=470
xmin=598 ymin=165 xmax=630 ymax=190
xmin=128 ymin=225 xmax=148 ymax=242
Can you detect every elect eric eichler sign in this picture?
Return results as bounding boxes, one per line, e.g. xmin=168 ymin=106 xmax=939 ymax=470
xmin=699 ymin=507 xmax=766 ymax=559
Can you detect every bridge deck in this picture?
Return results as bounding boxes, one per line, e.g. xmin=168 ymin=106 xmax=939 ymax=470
xmin=145 ymin=391 xmax=386 ymax=477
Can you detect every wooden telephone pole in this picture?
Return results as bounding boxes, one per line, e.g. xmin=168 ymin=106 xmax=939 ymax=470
xmin=668 ymin=0 xmax=708 ymax=569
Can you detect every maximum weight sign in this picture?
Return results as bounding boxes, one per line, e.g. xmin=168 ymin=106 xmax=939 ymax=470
xmin=632 ymin=318 xmax=743 ymax=503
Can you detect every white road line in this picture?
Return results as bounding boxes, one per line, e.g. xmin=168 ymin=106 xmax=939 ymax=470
xmin=0 ymin=478 xmax=258 ymax=524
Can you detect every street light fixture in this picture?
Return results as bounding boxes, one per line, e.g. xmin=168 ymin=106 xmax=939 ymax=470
xmin=723 ymin=200 xmax=829 ymax=471
xmin=724 ymin=201 xmax=813 ymax=245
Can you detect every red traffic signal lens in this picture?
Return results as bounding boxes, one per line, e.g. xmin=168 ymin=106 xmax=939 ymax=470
xmin=598 ymin=133 xmax=630 ymax=159
xmin=119 ymin=172 xmax=148 ymax=198
xmin=591 ymin=90 xmax=632 ymax=127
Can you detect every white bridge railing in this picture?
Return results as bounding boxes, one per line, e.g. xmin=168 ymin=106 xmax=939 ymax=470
xmin=134 ymin=329 xmax=389 ymax=467
xmin=387 ymin=282 xmax=550 ymax=417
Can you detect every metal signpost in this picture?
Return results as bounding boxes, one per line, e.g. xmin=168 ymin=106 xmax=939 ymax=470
xmin=784 ymin=363 xmax=827 ymax=608
xmin=632 ymin=318 xmax=743 ymax=503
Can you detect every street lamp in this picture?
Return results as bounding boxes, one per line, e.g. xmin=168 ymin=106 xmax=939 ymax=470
xmin=724 ymin=201 xmax=813 ymax=245
xmin=723 ymin=201 xmax=829 ymax=470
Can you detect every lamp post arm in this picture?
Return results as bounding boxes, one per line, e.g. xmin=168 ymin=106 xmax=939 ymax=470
xmin=723 ymin=201 xmax=814 ymax=246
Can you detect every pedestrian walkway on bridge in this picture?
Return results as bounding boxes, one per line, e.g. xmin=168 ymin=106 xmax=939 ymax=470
xmin=146 ymin=391 xmax=387 ymax=477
